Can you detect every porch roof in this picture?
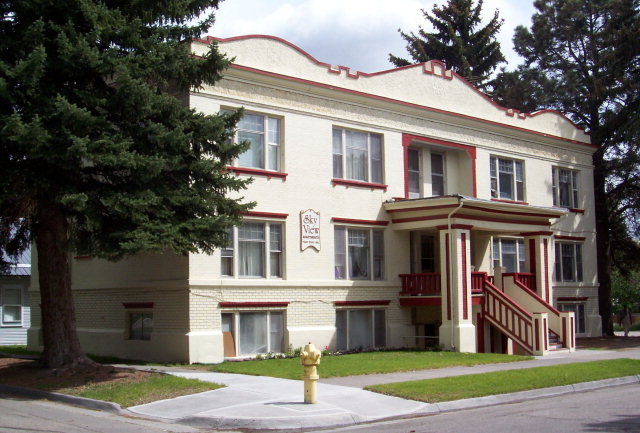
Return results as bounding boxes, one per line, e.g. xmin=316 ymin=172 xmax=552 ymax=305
xmin=383 ymin=195 xmax=567 ymax=232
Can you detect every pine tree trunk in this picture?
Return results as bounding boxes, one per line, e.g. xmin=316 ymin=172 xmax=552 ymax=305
xmin=593 ymin=149 xmax=614 ymax=336
xmin=35 ymin=198 xmax=94 ymax=369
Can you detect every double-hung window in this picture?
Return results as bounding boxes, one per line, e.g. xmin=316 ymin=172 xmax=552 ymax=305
xmin=492 ymin=238 xmax=526 ymax=273
xmin=1 ymin=286 xmax=22 ymax=326
xmin=232 ymin=111 xmax=281 ymax=171
xmin=222 ymin=222 xmax=284 ymax=278
xmin=552 ymin=167 xmax=579 ymax=208
xmin=336 ymin=308 xmax=386 ymax=350
xmin=333 ymin=128 xmax=383 ymax=183
xmin=490 ymin=156 xmax=524 ymax=201
xmin=334 ymin=227 xmax=384 ymax=280
xmin=554 ymin=242 xmax=583 ymax=282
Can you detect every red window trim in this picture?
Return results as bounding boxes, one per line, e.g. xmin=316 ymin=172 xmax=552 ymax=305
xmin=218 ymin=302 xmax=290 ymax=308
xmin=554 ymin=235 xmax=586 ymax=241
xmin=557 ymin=297 xmax=588 ymax=302
xmin=568 ymin=208 xmax=585 ymax=214
xmin=331 ymin=217 xmax=389 ymax=226
xmin=242 ymin=211 xmax=289 ymax=219
xmin=331 ymin=178 xmax=388 ymax=191
xmin=228 ymin=166 xmax=288 ymax=180
xmin=123 ymin=302 xmax=154 ymax=309
xmin=334 ymin=300 xmax=390 ymax=307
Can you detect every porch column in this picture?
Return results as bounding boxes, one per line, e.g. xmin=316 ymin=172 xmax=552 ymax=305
xmin=522 ymin=231 xmax=554 ymax=303
xmin=438 ymin=224 xmax=475 ymax=352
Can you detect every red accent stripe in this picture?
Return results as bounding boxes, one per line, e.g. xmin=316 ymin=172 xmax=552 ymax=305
xmin=544 ymin=318 xmax=548 ymax=350
xmin=332 ymin=178 xmax=388 ymax=191
xmin=472 ymin=296 xmax=483 ymax=305
xmin=562 ymin=319 xmax=567 ymax=349
xmin=228 ymin=166 xmax=288 ymax=179
xmin=520 ymin=231 xmax=554 ymax=236
xmin=462 ymin=233 xmax=468 ymax=320
xmin=386 ymin=204 xmax=459 ymax=214
xmin=445 ymin=233 xmax=451 ymax=321
xmin=436 ymin=224 xmax=474 ymax=230
xmin=571 ymin=317 xmax=575 ymax=347
xmin=477 ymin=312 xmax=485 ymax=353
xmin=557 ymin=296 xmax=588 ymax=301
xmin=528 ymin=238 xmax=536 ymax=278
xmin=464 ymin=205 xmax=559 ymax=218
xmin=331 ymin=217 xmax=389 ymax=226
xmin=544 ymin=239 xmax=550 ymax=301
xmin=123 ymin=302 xmax=154 ymax=309
xmin=334 ymin=300 xmax=390 ymax=306
xmin=392 ymin=212 xmax=552 ymax=226
xmin=243 ymin=211 xmax=289 ymax=219
xmin=219 ymin=302 xmax=290 ymax=308
xmin=568 ymin=208 xmax=585 ymax=214
xmin=535 ymin=318 xmax=540 ymax=351
xmin=554 ymin=235 xmax=586 ymax=241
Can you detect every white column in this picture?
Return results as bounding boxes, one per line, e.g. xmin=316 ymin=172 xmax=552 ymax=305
xmin=438 ymin=225 xmax=475 ymax=352
xmin=522 ymin=231 xmax=554 ymax=302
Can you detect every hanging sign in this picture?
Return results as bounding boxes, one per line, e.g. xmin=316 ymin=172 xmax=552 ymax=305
xmin=300 ymin=209 xmax=320 ymax=251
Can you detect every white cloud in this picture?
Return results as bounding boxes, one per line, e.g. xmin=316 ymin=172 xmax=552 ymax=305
xmin=211 ymin=0 xmax=536 ymax=72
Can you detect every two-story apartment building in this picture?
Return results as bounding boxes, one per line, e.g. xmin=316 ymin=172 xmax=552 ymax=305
xmin=27 ymin=35 xmax=600 ymax=363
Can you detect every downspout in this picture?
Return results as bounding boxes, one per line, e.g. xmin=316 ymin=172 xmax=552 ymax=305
xmin=447 ymin=196 xmax=464 ymax=350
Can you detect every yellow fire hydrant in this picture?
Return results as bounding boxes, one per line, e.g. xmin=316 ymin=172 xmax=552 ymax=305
xmin=300 ymin=342 xmax=322 ymax=404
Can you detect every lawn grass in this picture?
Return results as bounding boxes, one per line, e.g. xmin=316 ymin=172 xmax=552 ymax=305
xmin=59 ymin=374 xmax=222 ymax=408
xmin=0 ymin=345 xmax=40 ymax=357
xmin=208 ymin=351 xmax=532 ymax=380
xmin=366 ymin=358 xmax=640 ymax=403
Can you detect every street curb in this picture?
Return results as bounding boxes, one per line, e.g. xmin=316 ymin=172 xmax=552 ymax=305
xmin=0 ymin=384 xmax=124 ymax=414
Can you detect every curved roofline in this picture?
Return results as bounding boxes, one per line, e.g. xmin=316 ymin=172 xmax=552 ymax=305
xmin=195 ymin=34 xmax=592 ymax=144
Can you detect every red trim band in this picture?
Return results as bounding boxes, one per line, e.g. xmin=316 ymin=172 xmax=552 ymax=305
xmin=557 ymin=297 xmax=588 ymax=302
xmin=123 ymin=302 xmax=154 ymax=309
xmin=436 ymin=224 xmax=474 ymax=230
xmin=334 ymin=300 xmax=391 ymax=306
xmin=332 ymin=217 xmax=389 ymax=226
xmin=331 ymin=178 xmax=388 ymax=191
xmin=554 ymin=235 xmax=586 ymax=241
xmin=219 ymin=302 xmax=290 ymax=308
xmin=568 ymin=208 xmax=585 ymax=214
xmin=491 ymin=198 xmax=529 ymax=205
xmin=228 ymin=166 xmax=288 ymax=179
xmin=521 ymin=231 xmax=554 ymax=236
xmin=243 ymin=211 xmax=289 ymax=219
xmin=462 ymin=232 xmax=468 ymax=320
xmin=393 ymin=213 xmax=551 ymax=226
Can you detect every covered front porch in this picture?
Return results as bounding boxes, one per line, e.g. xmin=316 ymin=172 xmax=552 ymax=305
xmin=385 ymin=195 xmax=576 ymax=356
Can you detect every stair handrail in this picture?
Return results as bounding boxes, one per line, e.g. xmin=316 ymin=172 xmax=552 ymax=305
xmin=483 ymin=280 xmax=534 ymax=354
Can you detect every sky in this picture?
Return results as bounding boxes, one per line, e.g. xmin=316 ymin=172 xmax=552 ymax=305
xmin=209 ymin=0 xmax=538 ymax=73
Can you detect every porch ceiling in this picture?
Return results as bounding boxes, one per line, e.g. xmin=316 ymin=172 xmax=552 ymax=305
xmin=383 ymin=195 xmax=567 ymax=232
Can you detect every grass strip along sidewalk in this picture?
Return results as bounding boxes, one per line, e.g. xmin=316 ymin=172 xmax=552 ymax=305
xmin=366 ymin=359 xmax=640 ymax=403
xmin=208 ymin=351 xmax=532 ymax=379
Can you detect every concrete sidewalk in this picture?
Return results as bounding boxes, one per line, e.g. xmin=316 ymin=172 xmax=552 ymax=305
xmin=125 ymin=347 xmax=640 ymax=431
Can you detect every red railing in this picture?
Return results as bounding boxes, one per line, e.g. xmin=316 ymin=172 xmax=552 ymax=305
xmin=513 ymin=272 xmax=536 ymax=292
xmin=483 ymin=280 xmax=534 ymax=354
xmin=399 ymin=273 xmax=441 ymax=296
xmin=471 ymin=272 xmax=488 ymax=293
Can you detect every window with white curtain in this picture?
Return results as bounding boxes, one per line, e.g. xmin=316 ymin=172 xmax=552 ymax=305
xmin=492 ymin=238 xmax=526 ymax=273
xmin=334 ymin=227 xmax=384 ymax=280
xmin=554 ymin=242 xmax=583 ymax=282
xmin=552 ymin=167 xmax=579 ymax=208
xmin=490 ymin=156 xmax=524 ymax=201
xmin=336 ymin=309 xmax=386 ymax=351
xmin=222 ymin=222 xmax=284 ymax=278
xmin=332 ymin=128 xmax=383 ymax=183
xmin=223 ymin=311 xmax=284 ymax=356
xmin=228 ymin=111 xmax=281 ymax=171
xmin=1 ymin=286 xmax=22 ymax=326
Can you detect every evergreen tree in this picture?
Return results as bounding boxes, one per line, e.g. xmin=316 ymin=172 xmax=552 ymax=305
xmin=493 ymin=0 xmax=640 ymax=335
xmin=0 ymin=1 xmax=253 ymax=369
xmin=389 ymin=0 xmax=506 ymax=88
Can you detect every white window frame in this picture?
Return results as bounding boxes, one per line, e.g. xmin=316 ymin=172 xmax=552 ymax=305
xmin=227 ymin=109 xmax=282 ymax=172
xmin=552 ymin=167 xmax=580 ymax=208
xmin=492 ymin=238 xmax=526 ymax=273
xmin=490 ymin=156 xmax=525 ymax=201
xmin=222 ymin=221 xmax=284 ymax=279
xmin=221 ymin=310 xmax=285 ymax=356
xmin=334 ymin=226 xmax=384 ymax=281
xmin=554 ymin=242 xmax=583 ymax=282
xmin=1 ymin=286 xmax=22 ymax=327
xmin=558 ymin=302 xmax=586 ymax=334
xmin=127 ymin=310 xmax=153 ymax=341
xmin=336 ymin=308 xmax=386 ymax=351
xmin=332 ymin=127 xmax=383 ymax=184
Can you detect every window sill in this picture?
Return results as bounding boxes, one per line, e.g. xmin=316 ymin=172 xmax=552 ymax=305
xmin=490 ymin=198 xmax=529 ymax=205
xmin=0 ymin=324 xmax=22 ymax=328
xmin=568 ymin=208 xmax=585 ymax=214
xmin=228 ymin=166 xmax=288 ymax=180
xmin=332 ymin=178 xmax=388 ymax=191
